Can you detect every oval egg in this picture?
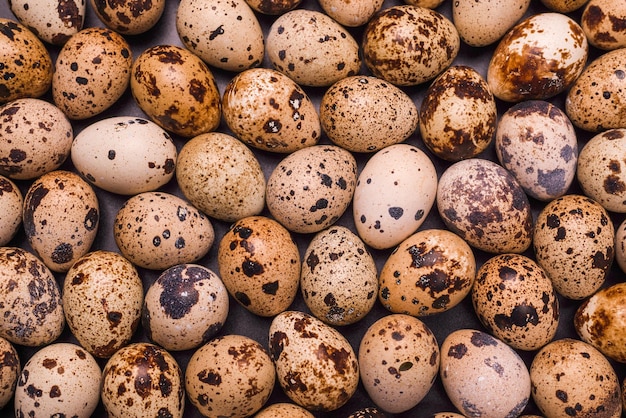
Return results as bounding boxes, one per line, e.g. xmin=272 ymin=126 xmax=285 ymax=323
xmin=616 ymin=218 xmax=626 ymax=273
xmin=91 ymin=0 xmax=165 ymax=35
xmin=243 ymin=0 xmax=301 ymax=15
xmin=255 ymin=403 xmax=315 ymax=418
xmin=317 ymin=0 xmax=383 ymax=27
xmin=0 ymin=175 xmax=22 ymax=246
xmin=581 ymin=0 xmax=626 ymax=50
xmin=9 ymin=0 xmax=85 ymax=44
xmin=540 ymin=0 xmax=588 ymax=12
xmin=0 ymin=336 xmax=19 ymax=409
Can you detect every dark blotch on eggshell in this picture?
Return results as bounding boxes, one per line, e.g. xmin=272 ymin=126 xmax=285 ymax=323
xmin=448 ymin=343 xmax=467 ymax=359
xmin=157 ymin=264 xmax=207 ymax=319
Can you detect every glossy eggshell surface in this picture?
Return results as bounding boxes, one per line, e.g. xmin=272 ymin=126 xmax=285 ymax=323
xmin=581 ymin=0 xmax=626 ymax=51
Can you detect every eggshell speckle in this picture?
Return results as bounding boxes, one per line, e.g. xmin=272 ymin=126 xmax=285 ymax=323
xmin=0 ymin=336 xmax=19 ymax=408
xmin=91 ymin=0 xmax=165 ymax=35
xmin=581 ymin=0 xmax=626 ymax=51
xmin=0 ymin=175 xmax=22 ymax=246
xmin=9 ymin=0 xmax=85 ymax=44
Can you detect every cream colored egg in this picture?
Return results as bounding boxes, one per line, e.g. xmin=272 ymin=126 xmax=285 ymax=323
xmin=616 ymin=218 xmax=626 ymax=273
xmin=9 ymin=0 xmax=85 ymax=44
xmin=318 ymin=0 xmax=383 ymax=27
xmin=0 ymin=175 xmax=22 ymax=246
xmin=255 ymin=403 xmax=314 ymax=418
xmin=540 ymin=0 xmax=589 ymax=12
xmin=0 ymin=336 xmax=19 ymax=409
xmin=581 ymin=0 xmax=626 ymax=50
xmin=91 ymin=0 xmax=165 ymax=35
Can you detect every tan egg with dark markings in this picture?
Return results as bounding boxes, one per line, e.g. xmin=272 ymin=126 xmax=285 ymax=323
xmin=255 ymin=403 xmax=314 ymax=418
xmin=0 ymin=336 xmax=19 ymax=409
xmin=540 ymin=0 xmax=589 ymax=12
xmin=615 ymin=218 xmax=626 ymax=273
xmin=0 ymin=175 xmax=22 ymax=246
xmin=91 ymin=0 xmax=165 ymax=35
xmin=244 ymin=0 xmax=301 ymax=15
xmin=581 ymin=0 xmax=626 ymax=50
xmin=9 ymin=0 xmax=85 ymax=44
xmin=318 ymin=0 xmax=383 ymax=27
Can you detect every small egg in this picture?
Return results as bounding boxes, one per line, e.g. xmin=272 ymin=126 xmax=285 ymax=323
xmin=404 ymin=0 xmax=445 ymax=7
xmin=581 ymin=0 xmax=626 ymax=50
xmin=14 ymin=343 xmax=101 ymax=418
xmin=317 ymin=0 xmax=383 ymax=27
xmin=432 ymin=414 xmax=464 ymax=418
xmin=91 ymin=0 xmax=165 ymax=35
xmin=530 ymin=338 xmax=622 ymax=418
xmin=0 ymin=336 xmax=19 ymax=409
xmin=379 ymin=229 xmax=476 ymax=317
xmin=114 ymin=191 xmax=214 ymax=270
xmin=268 ymin=310 xmax=359 ymax=411
xmin=440 ymin=329 xmax=531 ymax=418
xmin=255 ymin=403 xmax=315 ymax=418
xmin=540 ymin=0 xmax=589 ymax=12
xmin=533 ymin=194 xmax=614 ymax=299
xmin=615 ymin=218 xmax=626 ymax=273
xmin=217 ymin=216 xmax=300 ymax=317
xmin=347 ymin=408 xmax=388 ymax=418
xmin=0 ymin=175 xmax=22 ymax=246
xmin=23 ymin=170 xmax=99 ymax=273
xmin=9 ymin=0 xmax=85 ymax=44
xmin=63 ymin=250 xmax=143 ymax=358
xmin=185 ymin=334 xmax=275 ymax=418
xmin=358 ymin=314 xmax=439 ymax=413
xmin=142 ymin=264 xmax=229 ymax=351
xmin=244 ymin=0 xmax=301 ymax=15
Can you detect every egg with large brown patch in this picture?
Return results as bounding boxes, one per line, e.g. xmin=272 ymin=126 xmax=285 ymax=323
xmin=0 ymin=336 xmax=19 ymax=409
xmin=91 ymin=0 xmax=165 ymax=35
xmin=9 ymin=0 xmax=85 ymax=44
xmin=581 ymin=0 xmax=626 ymax=51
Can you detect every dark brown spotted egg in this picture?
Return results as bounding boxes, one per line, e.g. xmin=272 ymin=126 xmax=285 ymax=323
xmin=101 ymin=342 xmax=184 ymax=418
xmin=9 ymin=0 xmax=85 ymax=44
xmin=540 ymin=0 xmax=588 ymax=12
xmin=91 ymin=0 xmax=165 ymax=35
xmin=0 ymin=336 xmax=19 ymax=408
xmin=185 ymin=334 xmax=275 ymax=418
xmin=581 ymin=0 xmax=626 ymax=51
xmin=0 ymin=175 xmax=22 ymax=246
xmin=255 ymin=403 xmax=315 ymax=418
xmin=243 ymin=0 xmax=301 ymax=15
xmin=347 ymin=407 xmax=388 ymax=418
xmin=142 ymin=264 xmax=229 ymax=351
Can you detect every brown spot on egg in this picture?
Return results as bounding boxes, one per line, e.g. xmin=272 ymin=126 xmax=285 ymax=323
xmin=448 ymin=343 xmax=467 ymax=359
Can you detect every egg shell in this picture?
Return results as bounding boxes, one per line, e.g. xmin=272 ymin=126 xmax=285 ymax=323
xmin=378 ymin=229 xmax=476 ymax=317
xmin=301 ymin=225 xmax=377 ymax=326
xmin=101 ymin=342 xmax=184 ymax=418
xmin=63 ymin=250 xmax=143 ymax=358
xmin=72 ymin=116 xmax=177 ymax=195
xmin=9 ymin=0 xmax=85 ymax=44
xmin=23 ymin=170 xmax=100 ymax=273
xmin=266 ymin=9 xmax=361 ymax=87
xmin=52 ymin=27 xmax=132 ymax=120
xmin=176 ymin=132 xmax=265 ymax=222
xmin=440 ymin=329 xmax=531 ymax=418
xmin=432 ymin=414 xmax=464 ymax=418
xmin=452 ymin=0 xmax=530 ymax=47
xmin=362 ymin=5 xmax=460 ymax=87
xmin=268 ymin=310 xmax=359 ymax=411
xmin=487 ymin=13 xmax=588 ymax=102
xmin=114 ymin=191 xmax=214 ymax=270
xmin=14 ymin=343 xmax=101 ymax=418
xmin=0 ymin=98 xmax=73 ymax=180
xmin=358 ymin=314 xmax=439 ymax=413
xmin=91 ymin=0 xmax=165 ymax=35
xmin=243 ymin=0 xmax=301 ymax=15
xmin=255 ymin=403 xmax=315 ymax=418
xmin=0 ymin=175 xmax=22 ymax=246
xmin=540 ymin=0 xmax=589 ymax=12
xmin=176 ymin=0 xmax=264 ymax=72
xmin=217 ymin=216 xmax=300 ymax=317
xmin=0 ymin=19 xmax=52 ymax=103
xmin=419 ymin=65 xmax=497 ymax=161
xmin=495 ymin=100 xmax=578 ymax=201
xmin=577 ymin=128 xmax=626 ymax=212
xmin=0 ymin=336 xmax=19 ymax=408
xmin=131 ymin=44 xmax=221 ymax=138
xmin=472 ymin=254 xmax=560 ymax=351
xmin=530 ymin=338 xmax=622 ymax=418
xmin=615 ymin=218 xmax=626 ymax=273
xmin=320 ymin=75 xmax=419 ymax=153
xmin=533 ymin=194 xmax=614 ymax=299
xmin=436 ymin=158 xmax=533 ymax=254
xmin=266 ymin=145 xmax=357 ymax=234
xmin=317 ymin=0 xmax=383 ymax=27
xmin=347 ymin=407 xmax=388 ymax=418
xmin=185 ymin=334 xmax=276 ymax=418
xmin=142 ymin=264 xmax=229 ymax=351
xmin=222 ymin=68 xmax=320 ymax=153
xmin=353 ymin=144 xmax=437 ymax=250
xmin=581 ymin=0 xmax=626 ymax=50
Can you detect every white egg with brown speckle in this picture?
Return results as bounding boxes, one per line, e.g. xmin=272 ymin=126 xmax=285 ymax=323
xmin=581 ymin=0 xmax=626 ymax=50
xmin=318 ymin=0 xmax=383 ymax=27
xmin=91 ymin=0 xmax=165 ymax=35
xmin=0 ymin=175 xmax=22 ymax=246
xmin=9 ymin=0 xmax=85 ymax=44
xmin=0 ymin=336 xmax=19 ymax=409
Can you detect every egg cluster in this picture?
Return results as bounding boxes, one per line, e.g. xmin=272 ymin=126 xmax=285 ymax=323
xmin=0 ymin=0 xmax=625 ymax=417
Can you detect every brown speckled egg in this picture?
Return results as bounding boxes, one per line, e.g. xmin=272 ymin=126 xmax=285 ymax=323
xmin=0 ymin=336 xmax=19 ymax=409
xmin=269 ymin=310 xmax=359 ymax=411
xmin=9 ymin=0 xmax=85 ymax=44
xmin=0 ymin=98 xmax=73 ymax=180
xmin=358 ymin=314 xmax=439 ymax=413
xmin=472 ymin=254 xmax=559 ymax=351
xmin=114 ymin=191 xmax=214 ymax=270
xmin=487 ymin=13 xmax=588 ymax=102
xmin=266 ymin=9 xmax=361 ymax=87
xmin=255 ymin=403 xmax=315 ymax=418
xmin=419 ymin=65 xmax=497 ymax=162
xmin=320 ymin=75 xmax=418 ymax=153
xmin=0 ymin=175 xmax=22 ymax=246
xmin=63 ymin=250 xmax=143 ymax=358
xmin=185 ymin=334 xmax=275 ymax=418
xmin=495 ymin=100 xmax=578 ymax=202
xmin=616 ymin=218 xmax=626 ymax=273
xmin=431 ymin=414 xmax=464 ymax=418
xmin=363 ymin=5 xmax=460 ymax=87
xmin=533 ymin=194 xmax=614 ymax=299
xmin=131 ymin=44 xmax=221 ymax=138
xmin=0 ymin=247 xmax=64 ymax=346
xmin=540 ymin=0 xmax=588 ymax=12
xmin=14 ymin=343 xmax=101 ymax=418
xmin=217 ymin=216 xmax=300 ymax=317
xmin=0 ymin=19 xmax=52 ymax=103
xmin=404 ymin=0 xmax=445 ymax=7
xmin=347 ymin=407 xmax=388 ymax=418
xmin=101 ymin=342 xmax=184 ymax=418
xmin=91 ymin=0 xmax=165 ymax=35
xmin=379 ymin=229 xmax=476 ymax=317
xmin=530 ymin=338 xmax=622 ymax=418
xmin=244 ymin=0 xmax=301 ymax=15
xmin=222 ymin=68 xmax=320 ymax=153
xmin=318 ymin=0 xmax=383 ymax=27
xmin=437 ymin=158 xmax=533 ymax=254
xmin=52 ymin=27 xmax=132 ymax=120
xmin=582 ymin=0 xmax=626 ymax=50
xmin=301 ymin=226 xmax=377 ymax=326
xmin=266 ymin=145 xmax=357 ymax=234
xmin=23 ymin=170 xmax=99 ymax=273
xmin=142 ymin=264 xmax=229 ymax=351
xmin=440 ymin=329 xmax=531 ymax=418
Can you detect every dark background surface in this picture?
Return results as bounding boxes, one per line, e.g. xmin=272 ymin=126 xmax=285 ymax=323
xmin=1 ymin=0 xmax=624 ymax=417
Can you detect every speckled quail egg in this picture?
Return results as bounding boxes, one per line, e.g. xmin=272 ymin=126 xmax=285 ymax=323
xmin=347 ymin=407 xmax=388 ymax=418
xmin=581 ymin=0 xmax=626 ymax=50
xmin=142 ymin=264 xmax=229 ymax=351
xmin=217 ymin=216 xmax=300 ymax=317
xmin=533 ymin=194 xmax=614 ymax=299
xmin=91 ymin=0 xmax=165 ymax=35
xmin=0 ymin=336 xmax=19 ymax=409
xmin=359 ymin=314 xmax=439 ymax=413
xmin=379 ymin=229 xmax=476 ymax=317
xmin=9 ymin=0 xmax=85 ymax=44
xmin=0 ymin=98 xmax=73 ymax=180
xmin=243 ymin=0 xmax=301 ymax=15
xmin=431 ymin=414 xmax=464 ymax=418
xmin=176 ymin=132 xmax=265 ymax=222
xmin=23 ymin=170 xmax=99 ymax=273
xmin=530 ymin=338 xmax=622 ymax=418
xmin=616 ymin=218 xmax=626 ymax=273
xmin=14 ymin=343 xmax=101 ymax=418
xmin=114 ymin=191 xmax=214 ymax=270
xmin=63 ymin=250 xmax=143 ymax=358
xmin=540 ymin=0 xmax=589 ymax=12
xmin=0 ymin=175 xmax=22 ymax=246
xmin=318 ymin=0 xmax=384 ymax=27
xmin=52 ymin=27 xmax=132 ymax=120
xmin=185 ymin=334 xmax=275 ymax=418
xmin=255 ymin=403 xmax=315 ymax=418
xmin=437 ymin=158 xmax=533 ymax=254
xmin=269 ymin=311 xmax=359 ymax=411
xmin=404 ymin=0 xmax=445 ymax=7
